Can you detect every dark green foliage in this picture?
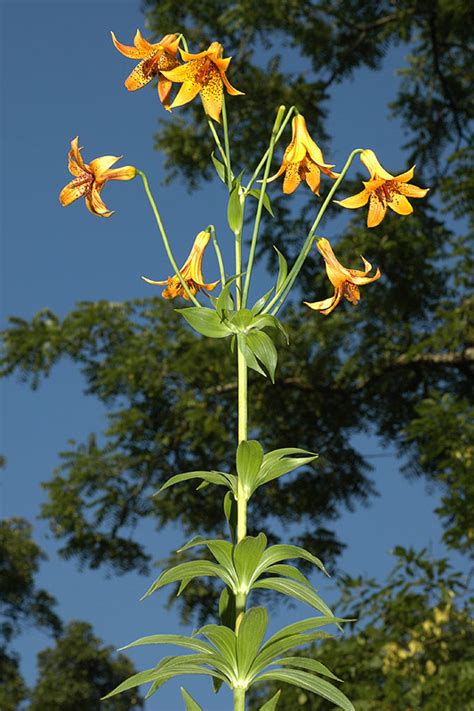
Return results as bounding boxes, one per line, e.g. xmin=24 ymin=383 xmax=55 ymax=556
xmin=250 ymin=548 xmax=474 ymax=710
xmin=0 ymin=649 xmax=28 ymax=711
xmin=28 ymin=621 xmax=144 ymax=710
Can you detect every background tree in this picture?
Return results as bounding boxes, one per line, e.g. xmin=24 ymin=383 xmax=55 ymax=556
xmin=2 ymin=0 xmax=472 ymax=619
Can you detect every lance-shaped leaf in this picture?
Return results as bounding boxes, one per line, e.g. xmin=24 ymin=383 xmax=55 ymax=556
xmin=255 ymin=448 xmax=318 ymax=488
xmin=275 ymin=656 xmax=342 ymax=681
xmin=219 ymin=586 xmax=236 ymax=629
xmin=228 ymin=181 xmax=243 ymax=233
xmin=211 ymin=152 xmax=227 ymax=184
xmin=236 ymin=440 xmax=264 ymax=497
xmin=251 ymin=578 xmax=335 ymax=618
xmin=274 ymin=245 xmax=288 ymax=293
xmin=254 ymin=669 xmax=354 ymax=711
xmin=259 ymin=690 xmax=281 ymax=711
xmin=181 ymin=687 xmax=204 ymax=711
xmin=264 ymin=563 xmax=312 ymax=586
xmin=119 ymin=634 xmax=214 ymax=654
xmin=249 ymin=631 xmax=334 ymax=678
xmin=142 ymin=560 xmax=235 ymax=599
xmin=255 ymin=543 xmax=328 ymax=578
xmin=197 ymin=623 xmax=238 ymax=678
xmin=237 ymin=335 xmax=266 ymax=376
xmin=223 ymin=491 xmax=237 ymax=543
xmin=262 ymin=616 xmax=344 ymax=649
xmin=177 ymin=307 xmax=232 ymax=338
xmin=233 ymin=533 xmax=267 ymax=591
xmin=251 ymin=313 xmax=289 ymax=344
xmin=236 ymin=607 xmax=268 ymax=680
xmin=157 ymin=470 xmax=237 ymax=496
xmin=251 ymin=288 xmax=274 ymax=315
xmin=248 ymin=188 xmax=274 ymax=216
xmin=247 ymin=330 xmax=278 ymax=382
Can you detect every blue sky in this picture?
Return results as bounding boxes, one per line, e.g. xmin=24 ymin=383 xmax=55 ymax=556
xmin=1 ymin=1 xmax=466 ymax=709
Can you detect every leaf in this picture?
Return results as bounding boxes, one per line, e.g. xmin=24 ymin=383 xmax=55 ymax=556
xmin=248 ymin=188 xmax=274 ymax=216
xmin=236 ymin=607 xmax=268 ymax=678
xmin=207 ymin=540 xmax=238 ymax=582
xmin=119 ymin=634 xmax=213 ymax=654
xmin=181 ymin=687 xmax=204 ymax=711
xmin=219 ymin=586 xmax=236 ymax=629
xmin=236 ymin=440 xmax=264 ymax=496
xmin=142 ymin=560 xmax=235 ymax=599
xmin=237 ymin=335 xmax=267 ymax=377
xmin=177 ymin=307 xmax=231 ymax=339
xmin=247 ymin=330 xmax=278 ymax=382
xmin=234 ymin=534 xmax=267 ymax=589
xmin=252 ymin=313 xmax=289 ymax=344
xmin=258 ymin=543 xmax=328 ymax=577
xmin=274 ymin=246 xmax=288 ymax=293
xmin=158 ymin=470 xmax=236 ymax=496
xmin=249 ymin=631 xmax=334 ymax=679
xmin=231 ymin=309 xmax=254 ymax=330
xmin=251 ymin=288 xmax=274 ymax=315
xmin=211 ymin=152 xmax=227 ymax=183
xmin=258 ymin=690 xmax=281 ymax=711
xmin=254 ymin=669 xmax=355 ymax=711
xmin=228 ymin=183 xmax=243 ymax=233
xmin=256 ymin=449 xmax=318 ymax=487
xmin=251 ymin=578 xmax=335 ymax=618
xmin=264 ymin=563 xmax=312 ymax=586
xmin=223 ymin=491 xmax=237 ymax=543
xmin=262 ymin=616 xmax=344 ymax=649
xmin=197 ymin=623 xmax=238 ymax=671
xmin=276 ymin=656 xmax=342 ymax=682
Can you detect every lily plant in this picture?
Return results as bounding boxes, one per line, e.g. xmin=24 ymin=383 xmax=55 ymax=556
xmin=60 ymin=28 xmax=428 ymax=711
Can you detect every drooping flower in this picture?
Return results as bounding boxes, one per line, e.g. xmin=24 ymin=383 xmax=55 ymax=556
xmin=160 ymin=41 xmax=244 ymax=122
xmin=267 ymin=114 xmax=339 ymax=195
xmin=142 ymin=230 xmax=219 ymax=300
xmin=111 ymin=30 xmax=180 ymax=109
xmin=336 ymin=149 xmax=429 ymax=228
xmin=59 ymin=137 xmax=136 ymax=217
xmin=305 ymin=238 xmax=381 ymax=315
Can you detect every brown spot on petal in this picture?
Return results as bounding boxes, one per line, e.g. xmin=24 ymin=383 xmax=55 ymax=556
xmin=342 ymin=281 xmax=360 ymax=305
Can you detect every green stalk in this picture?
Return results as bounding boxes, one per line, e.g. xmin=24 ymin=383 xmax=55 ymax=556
xmin=244 ymin=105 xmax=295 ymax=195
xmin=137 ymin=170 xmax=201 ymax=307
xmin=262 ymin=148 xmax=363 ymax=315
xmin=233 ymin=686 xmax=246 ymax=711
xmin=241 ymin=106 xmax=286 ymax=307
xmin=221 ymin=96 xmax=232 ymax=189
xmin=208 ymin=224 xmax=226 ymax=286
xmin=207 ymin=117 xmax=231 ymax=181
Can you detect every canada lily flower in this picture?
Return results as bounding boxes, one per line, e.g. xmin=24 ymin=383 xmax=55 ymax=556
xmin=336 ymin=149 xmax=429 ymax=228
xmin=111 ymin=30 xmax=180 ymax=109
xmin=59 ymin=137 xmax=136 ymax=218
xmin=267 ymin=114 xmax=339 ymax=195
xmin=142 ymin=230 xmax=219 ymax=300
xmin=305 ymin=238 xmax=381 ymax=315
xmin=160 ymin=41 xmax=244 ymax=122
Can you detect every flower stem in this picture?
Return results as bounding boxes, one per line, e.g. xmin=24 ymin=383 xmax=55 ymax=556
xmin=241 ymin=106 xmax=286 ymax=308
xmin=221 ymin=96 xmax=232 ymax=190
xmin=262 ymin=148 xmax=363 ymax=316
xmin=244 ymin=105 xmax=295 ymax=195
xmin=208 ymin=224 xmax=226 ymax=286
xmin=137 ymin=170 xmax=201 ymax=307
xmin=207 ymin=117 xmax=231 ymax=183
xmin=235 ymin=337 xmax=248 ymax=634
xmin=233 ymin=687 xmax=246 ymax=711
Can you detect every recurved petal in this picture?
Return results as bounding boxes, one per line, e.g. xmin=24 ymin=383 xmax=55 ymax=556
xmin=133 ymin=29 xmax=155 ymax=53
xmin=162 ymin=60 xmax=199 ymax=82
xmin=266 ymin=163 xmax=287 ymax=183
xmin=158 ymin=77 xmax=173 ymax=108
xmin=59 ymin=177 xmax=90 ymax=206
xmin=394 ymin=165 xmax=415 ymax=183
xmin=367 ymin=193 xmax=387 ymax=227
xmin=124 ymin=58 xmax=157 ymax=90
xmin=220 ymin=70 xmax=244 ymax=96
xmin=361 ymin=149 xmax=394 ymax=180
xmin=397 ymin=182 xmax=429 ymax=199
xmin=336 ymin=188 xmax=370 ymax=209
xmin=387 ymin=193 xmax=413 ymax=215
xmin=111 ymin=31 xmax=146 ymax=59
xmin=200 ymin=66 xmax=224 ymax=121
xmin=70 ymin=137 xmax=87 ymax=172
xmin=304 ymin=290 xmax=341 ymax=315
xmin=168 ymin=79 xmax=202 ymax=110
xmin=304 ymin=161 xmax=321 ymax=195
xmin=200 ymin=279 xmax=220 ymax=292
xmin=141 ymin=275 xmax=169 ymax=285
xmin=282 ymin=163 xmax=303 ymax=194
xmin=89 ymin=155 xmax=121 ymax=177
xmin=85 ymin=184 xmax=113 ymax=217
xmin=102 ymin=165 xmax=136 ymax=181
xmin=350 ymin=265 xmax=382 ymax=285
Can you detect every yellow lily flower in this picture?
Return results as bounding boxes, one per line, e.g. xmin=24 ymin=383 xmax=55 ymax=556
xmin=111 ymin=30 xmax=180 ymax=109
xmin=160 ymin=41 xmax=244 ymax=122
xmin=59 ymin=137 xmax=136 ymax=218
xmin=142 ymin=230 xmax=219 ymax=300
xmin=267 ymin=114 xmax=338 ymax=195
xmin=305 ymin=238 xmax=381 ymax=315
xmin=337 ymin=149 xmax=429 ymax=228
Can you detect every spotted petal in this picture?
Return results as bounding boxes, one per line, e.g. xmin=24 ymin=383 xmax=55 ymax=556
xmin=59 ymin=177 xmax=90 ymax=207
xmin=367 ymin=193 xmax=387 ymax=227
xmin=85 ymin=184 xmax=113 ymax=217
xmin=111 ymin=31 xmax=146 ymax=59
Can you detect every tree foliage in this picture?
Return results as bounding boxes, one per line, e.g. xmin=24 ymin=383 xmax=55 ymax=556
xmin=250 ymin=548 xmax=474 ymax=710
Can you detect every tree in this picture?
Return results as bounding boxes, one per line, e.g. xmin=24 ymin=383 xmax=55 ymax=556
xmin=1 ymin=0 xmax=472 ymax=625
xmin=29 ymin=621 xmax=143 ymax=711
xmin=250 ymin=548 xmax=474 ymax=710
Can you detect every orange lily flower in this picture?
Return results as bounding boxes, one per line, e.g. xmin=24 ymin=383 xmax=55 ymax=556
xmin=59 ymin=137 xmax=136 ymax=218
xmin=142 ymin=230 xmax=219 ymax=300
xmin=111 ymin=30 xmax=180 ymax=109
xmin=336 ymin=149 xmax=429 ymax=228
xmin=160 ymin=41 xmax=244 ymax=122
xmin=267 ymin=114 xmax=339 ymax=195
xmin=305 ymin=238 xmax=381 ymax=315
